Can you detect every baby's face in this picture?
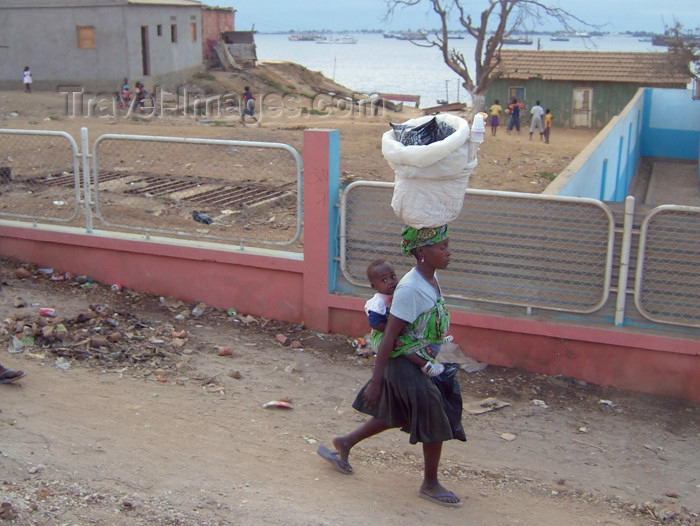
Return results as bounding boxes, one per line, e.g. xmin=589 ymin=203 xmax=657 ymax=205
xmin=370 ymin=263 xmax=398 ymax=295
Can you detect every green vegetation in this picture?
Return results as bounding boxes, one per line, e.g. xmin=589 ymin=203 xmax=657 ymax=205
xmin=195 ymin=72 xmax=216 ymax=81
xmin=255 ymin=75 xmax=285 ymax=93
xmin=538 ymin=171 xmax=558 ymax=181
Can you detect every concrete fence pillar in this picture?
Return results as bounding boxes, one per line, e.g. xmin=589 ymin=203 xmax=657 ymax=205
xmin=302 ymin=128 xmax=341 ymax=332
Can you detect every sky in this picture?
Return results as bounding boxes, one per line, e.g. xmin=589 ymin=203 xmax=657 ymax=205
xmin=213 ymin=0 xmax=700 ymax=34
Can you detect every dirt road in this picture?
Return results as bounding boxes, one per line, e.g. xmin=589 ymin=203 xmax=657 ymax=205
xmin=1 ymin=261 xmax=698 ymax=526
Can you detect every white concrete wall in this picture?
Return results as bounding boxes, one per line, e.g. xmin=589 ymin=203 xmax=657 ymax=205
xmin=0 ymin=4 xmax=202 ymax=91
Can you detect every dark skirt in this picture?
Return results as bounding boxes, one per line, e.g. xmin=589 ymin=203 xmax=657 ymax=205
xmin=352 ymin=356 xmax=466 ymax=444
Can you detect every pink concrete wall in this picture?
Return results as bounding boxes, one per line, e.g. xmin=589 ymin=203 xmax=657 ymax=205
xmin=0 ymin=128 xmax=698 ymax=402
xmin=0 ymin=225 xmax=303 ymax=323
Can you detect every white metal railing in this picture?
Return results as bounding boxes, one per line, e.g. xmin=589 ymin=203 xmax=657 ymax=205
xmin=0 ymin=128 xmax=303 ymax=247
xmin=339 ymin=181 xmax=700 ymax=329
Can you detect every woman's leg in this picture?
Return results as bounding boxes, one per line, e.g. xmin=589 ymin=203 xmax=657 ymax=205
xmin=333 ymin=417 xmax=391 ymax=463
xmin=419 ymin=441 xmax=461 ymax=505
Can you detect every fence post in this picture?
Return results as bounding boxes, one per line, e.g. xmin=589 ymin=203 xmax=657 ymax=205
xmin=615 ymin=195 xmax=636 ymax=326
xmin=302 ymin=128 xmax=341 ymax=332
xmin=80 ymin=127 xmax=93 ymax=232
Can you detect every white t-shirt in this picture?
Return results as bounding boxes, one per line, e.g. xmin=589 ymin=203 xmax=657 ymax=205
xmin=390 ymin=267 xmax=441 ymax=324
xmin=531 ymin=105 xmax=544 ymax=119
xmin=364 ymin=292 xmax=392 ymax=316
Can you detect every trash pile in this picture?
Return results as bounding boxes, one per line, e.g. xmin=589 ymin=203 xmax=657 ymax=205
xmin=1 ymin=260 xmax=359 ymax=381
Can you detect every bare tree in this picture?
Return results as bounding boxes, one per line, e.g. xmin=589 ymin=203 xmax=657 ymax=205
xmin=385 ymin=0 xmax=591 ymax=111
xmin=660 ymin=22 xmax=700 ymax=81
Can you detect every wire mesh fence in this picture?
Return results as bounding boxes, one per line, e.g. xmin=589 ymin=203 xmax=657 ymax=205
xmin=635 ymin=206 xmax=700 ymax=328
xmin=0 ymin=130 xmax=81 ymax=223
xmin=341 ymin=182 xmax=616 ymax=314
xmin=92 ymin=134 xmax=303 ymax=246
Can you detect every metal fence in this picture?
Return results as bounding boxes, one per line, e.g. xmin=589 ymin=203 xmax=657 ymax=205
xmin=635 ymin=205 xmax=700 ymax=327
xmin=0 ymin=130 xmax=81 ymax=223
xmin=91 ymin=133 xmax=303 ymax=246
xmin=340 ymin=181 xmax=700 ymax=329
xmin=0 ymin=129 xmax=303 ymax=247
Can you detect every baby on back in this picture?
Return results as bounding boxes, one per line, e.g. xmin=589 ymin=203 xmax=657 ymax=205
xmin=365 ymin=259 xmax=444 ymax=377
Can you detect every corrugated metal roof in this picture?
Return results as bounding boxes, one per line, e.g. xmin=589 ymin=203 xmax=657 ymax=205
xmin=496 ymin=50 xmax=690 ymax=85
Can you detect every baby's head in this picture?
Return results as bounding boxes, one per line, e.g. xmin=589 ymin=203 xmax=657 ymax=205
xmin=366 ymin=259 xmax=398 ymax=296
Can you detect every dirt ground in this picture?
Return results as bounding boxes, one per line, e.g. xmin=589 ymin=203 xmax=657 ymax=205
xmin=1 ymin=67 xmax=698 ymax=525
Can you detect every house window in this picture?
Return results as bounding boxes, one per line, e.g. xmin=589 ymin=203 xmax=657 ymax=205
xmin=77 ymin=26 xmax=96 ymax=49
xmin=508 ymin=86 xmax=526 ymax=103
xmin=191 ymin=22 xmax=197 ymax=42
xmin=171 ymin=24 xmax=177 ymax=43
xmin=157 ymin=25 xmax=162 ymax=36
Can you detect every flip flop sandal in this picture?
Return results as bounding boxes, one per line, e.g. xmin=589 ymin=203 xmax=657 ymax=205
xmin=317 ymin=445 xmax=353 ymax=475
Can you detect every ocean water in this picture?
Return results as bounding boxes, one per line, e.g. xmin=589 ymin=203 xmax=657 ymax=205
xmin=254 ymin=33 xmax=661 ymax=108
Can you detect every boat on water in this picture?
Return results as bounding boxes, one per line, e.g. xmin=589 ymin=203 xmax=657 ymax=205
xmin=503 ymin=37 xmax=533 ymax=45
xmin=288 ymin=33 xmax=326 ymax=42
xmin=395 ymin=31 xmax=427 ymax=41
xmin=315 ymin=35 xmax=357 ymax=44
xmin=550 ymin=35 xmax=570 ymax=42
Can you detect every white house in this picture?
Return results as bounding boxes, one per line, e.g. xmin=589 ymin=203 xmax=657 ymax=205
xmin=0 ymin=0 xmax=205 ymax=92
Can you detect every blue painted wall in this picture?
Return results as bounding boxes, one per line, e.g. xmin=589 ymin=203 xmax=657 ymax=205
xmin=557 ymin=88 xmax=700 ymax=201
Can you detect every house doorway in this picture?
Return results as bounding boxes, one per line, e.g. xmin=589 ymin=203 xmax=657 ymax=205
xmin=140 ymin=26 xmax=150 ymax=77
xmin=572 ymin=88 xmax=592 ymax=128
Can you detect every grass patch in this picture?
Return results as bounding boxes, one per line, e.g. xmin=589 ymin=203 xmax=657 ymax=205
xmin=538 ymin=171 xmax=558 ymax=181
xmin=195 ymin=72 xmax=216 ymax=81
xmin=48 ymin=115 xmax=61 ymax=121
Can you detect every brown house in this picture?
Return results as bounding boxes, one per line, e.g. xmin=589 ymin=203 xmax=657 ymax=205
xmin=486 ymin=50 xmax=691 ymax=128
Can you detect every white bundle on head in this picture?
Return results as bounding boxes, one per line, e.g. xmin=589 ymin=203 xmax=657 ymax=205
xmin=382 ymin=113 xmax=478 ymax=229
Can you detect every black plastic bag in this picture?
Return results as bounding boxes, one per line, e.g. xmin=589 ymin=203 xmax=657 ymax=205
xmin=391 ymin=117 xmax=439 ymax=146
xmin=432 ymin=362 xmax=466 ymax=441
xmin=192 ymin=211 xmax=213 ymax=225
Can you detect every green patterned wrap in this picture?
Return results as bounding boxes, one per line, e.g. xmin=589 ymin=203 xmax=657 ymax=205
xmin=401 ymin=225 xmax=449 ymax=256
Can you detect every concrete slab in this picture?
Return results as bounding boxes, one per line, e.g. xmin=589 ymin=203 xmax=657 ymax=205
xmin=645 ymin=160 xmax=700 ymax=207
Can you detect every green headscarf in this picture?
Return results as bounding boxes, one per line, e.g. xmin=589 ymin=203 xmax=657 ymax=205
xmin=401 ymin=225 xmax=449 ymax=255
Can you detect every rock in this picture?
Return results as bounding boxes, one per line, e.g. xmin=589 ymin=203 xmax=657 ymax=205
xmin=41 ymin=324 xmax=55 ymax=338
xmin=228 ymin=370 xmax=242 ymax=379
xmin=290 ymin=340 xmax=302 ymax=349
xmin=89 ymin=337 xmax=109 ymax=348
xmin=0 ymin=502 xmax=18 ymax=520
xmin=106 ymin=331 xmax=122 ymax=343
xmin=14 ymin=296 xmax=27 ymax=308
xmin=15 ymin=267 xmax=32 ymax=279
xmin=191 ymin=302 xmax=208 ymax=317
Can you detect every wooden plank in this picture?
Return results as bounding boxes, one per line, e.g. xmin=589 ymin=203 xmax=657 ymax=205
xmin=422 ymin=102 xmax=466 ymax=114
xmin=379 ymin=93 xmax=421 ymax=106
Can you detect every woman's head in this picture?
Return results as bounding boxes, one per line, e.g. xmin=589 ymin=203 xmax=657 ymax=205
xmin=401 ymin=225 xmax=450 ymax=268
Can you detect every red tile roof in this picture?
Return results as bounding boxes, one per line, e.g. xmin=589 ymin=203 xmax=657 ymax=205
xmin=496 ymin=50 xmax=690 ymax=85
